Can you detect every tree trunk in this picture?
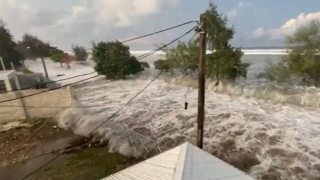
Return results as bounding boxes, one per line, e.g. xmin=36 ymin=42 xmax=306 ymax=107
xmin=60 ymin=62 xmax=63 ymax=68
xmin=67 ymin=62 xmax=70 ymax=69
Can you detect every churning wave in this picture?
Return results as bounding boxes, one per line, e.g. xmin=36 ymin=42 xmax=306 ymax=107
xmin=56 ymin=72 xmax=320 ymax=180
xmin=166 ymin=75 xmax=320 ymax=108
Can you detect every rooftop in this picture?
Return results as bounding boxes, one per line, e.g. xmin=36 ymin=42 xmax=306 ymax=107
xmin=0 ymin=70 xmax=15 ymax=80
xmin=101 ymin=142 xmax=256 ymax=180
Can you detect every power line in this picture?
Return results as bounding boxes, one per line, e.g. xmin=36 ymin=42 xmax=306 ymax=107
xmin=87 ymin=70 xmax=164 ymax=135
xmin=0 ymin=105 xmax=101 ymax=108
xmin=6 ymin=20 xmax=196 ymax=93
xmin=0 ymin=43 xmax=170 ymax=104
xmin=19 ymin=26 xmax=196 ymax=180
xmin=0 ymin=25 xmax=197 ymax=105
xmin=135 ymin=27 xmax=197 ymax=60
xmin=120 ymin=20 xmax=196 ymax=43
xmin=5 ymin=71 xmax=97 ymax=93
xmin=19 ymin=72 xmax=165 ymax=180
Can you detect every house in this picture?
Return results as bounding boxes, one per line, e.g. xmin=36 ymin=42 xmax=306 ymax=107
xmin=101 ymin=142 xmax=256 ymax=180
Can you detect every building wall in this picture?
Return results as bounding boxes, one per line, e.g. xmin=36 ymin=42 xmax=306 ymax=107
xmin=9 ymin=73 xmax=61 ymax=91
xmin=0 ymin=88 xmax=71 ymax=124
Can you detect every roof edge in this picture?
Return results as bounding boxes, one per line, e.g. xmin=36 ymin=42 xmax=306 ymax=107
xmin=173 ymin=142 xmax=190 ymax=180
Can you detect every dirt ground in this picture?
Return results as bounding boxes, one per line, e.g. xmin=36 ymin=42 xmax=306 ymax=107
xmin=0 ymin=119 xmax=139 ymax=180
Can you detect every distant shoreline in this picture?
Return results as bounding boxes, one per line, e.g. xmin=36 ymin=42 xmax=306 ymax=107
xmin=129 ymin=49 xmax=289 ymax=55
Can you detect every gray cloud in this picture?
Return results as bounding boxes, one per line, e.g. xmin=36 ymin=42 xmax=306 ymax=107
xmin=0 ymin=0 xmax=180 ymax=50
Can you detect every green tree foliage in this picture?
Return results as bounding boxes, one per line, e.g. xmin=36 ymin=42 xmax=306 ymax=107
xmin=158 ymin=3 xmax=249 ymax=80
xmin=140 ymin=62 xmax=150 ymax=68
xmin=92 ymin=41 xmax=145 ymax=79
xmin=154 ymin=59 xmax=171 ymax=72
xmin=71 ymin=45 xmax=88 ymax=63
xmin=50 ymin=53 xmax=66 ymax=68
xmin=0 ymin=21 xmax=23 ymax=70
xmin=205 ymin=2 xmax=249 ymax=81
xmin=161 ymin=40 xmax=198 ymax=75
xmin=22 ymin=67 xmax=33 ymax=74
xmin=19 ymin=34 xmax=60 ymax=61
xmin=261 ymin=21 xmax=320 ymax=86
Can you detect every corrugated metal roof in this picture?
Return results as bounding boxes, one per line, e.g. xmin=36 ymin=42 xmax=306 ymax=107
xmin=101 ymin=142 xmax=256 ymax=180
xmin=102 ymin=145 xmax=181 ymax=180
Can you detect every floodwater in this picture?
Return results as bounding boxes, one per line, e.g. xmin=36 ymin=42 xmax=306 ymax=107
xmin=25 ymin=52 xmax=320 ymax=180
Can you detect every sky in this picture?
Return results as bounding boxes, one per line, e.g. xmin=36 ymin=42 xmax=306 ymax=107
xmin=0 ymin=0 xmax=320 ymax=50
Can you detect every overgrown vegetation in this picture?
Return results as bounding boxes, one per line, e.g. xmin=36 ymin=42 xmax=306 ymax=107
xmin=50 ymin=53 xmax=72 ymax=69
xmin=92 ymin=41 xmax=147 ymax=79
xmin=18 ymin=34 xmax=62 ymax=61
xmin=154 ymin=59 xmax=171 ymax=72
xmin=0 ymin=20 xmax=24 ymax=70
xmin=72 ymin=45 xmax=89 ymax=63
xmin=157 ymin=3 xmax=250 ymax=81
xmin=22 ymin=67 xmax=33 ymax=74
xmin=260 ymin=21 xmax=320 ymax=86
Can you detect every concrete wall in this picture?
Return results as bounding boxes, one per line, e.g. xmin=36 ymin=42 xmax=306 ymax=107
xmin=0 ymin=88 xmax=71 ymax=123
xmin=9 ymin=73 xmax=61 ymax=91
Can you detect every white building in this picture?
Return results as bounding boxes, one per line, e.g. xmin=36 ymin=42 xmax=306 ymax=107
xmin=0 ymin=70 xmax=15 ymax=92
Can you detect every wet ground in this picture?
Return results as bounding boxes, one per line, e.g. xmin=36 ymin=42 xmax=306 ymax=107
xmin=0 ymin=119 xmax=139 ymax=180
xmin=0 ymin=119 xmax=75 ymax=180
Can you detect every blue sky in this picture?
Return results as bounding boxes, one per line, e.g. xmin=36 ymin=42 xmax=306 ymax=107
xmin=0 ymin=0 xmax=319 ymax=50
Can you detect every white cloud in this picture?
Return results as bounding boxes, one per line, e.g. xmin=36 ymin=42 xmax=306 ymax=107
xmin=0 ymin=0 xmax=180 ymax=49
xmin=227 ymin=10 xmax=238 ymax=18
xmin=238 ymin=2 xmax=250 ymax=8
xmin=227 ymin=1 xmax=250 ymax=18
xmin=250 ymin=12 xmax=320 ymax=40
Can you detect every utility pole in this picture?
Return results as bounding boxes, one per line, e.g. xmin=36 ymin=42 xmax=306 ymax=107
xmin=39 ymin=44 xmax=49 ymax=78
xmin=197 ymin=13 xmax=207 ymax=149
xmin=29 ymin=45 xmax=49 ymax=78
xmin=41 ymin=56 xmax=49 ymax=78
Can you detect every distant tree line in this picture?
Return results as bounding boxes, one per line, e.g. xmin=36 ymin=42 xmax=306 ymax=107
xmin=2 ymin=2 xmax=317 ymax=85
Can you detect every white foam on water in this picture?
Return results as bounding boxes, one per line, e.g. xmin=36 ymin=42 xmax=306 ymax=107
xmin=56 ymin=76 xmax=320 ymax=179
xmin=24 ymin=54 xmax=320 ymax=179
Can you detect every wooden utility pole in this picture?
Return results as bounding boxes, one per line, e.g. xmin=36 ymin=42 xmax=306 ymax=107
xmin=197 ymin=13 xmax=207 ymax=149
xmin=41 ymin=56 xmax=49 ymax=78
xmin=14 ymin=74 xmax=28 ymax=119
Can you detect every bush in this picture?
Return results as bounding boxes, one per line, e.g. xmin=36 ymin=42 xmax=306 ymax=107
xmin=22 ymin=67 xmax=33 ymax=74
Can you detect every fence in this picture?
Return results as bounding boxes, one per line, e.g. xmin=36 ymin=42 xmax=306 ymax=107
xmin=0 ymin=87 xmax=72 ymax=124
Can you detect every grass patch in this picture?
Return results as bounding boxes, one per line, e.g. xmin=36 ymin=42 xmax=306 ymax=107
xmin=35 ymin=146 xmax=137 ymax=180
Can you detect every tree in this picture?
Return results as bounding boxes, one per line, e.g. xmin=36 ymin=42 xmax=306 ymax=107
xmin=92 ymin=41 xmax=145 ymax=79
xmin=50 ymin=53 xmax=73 ymax=69
xmin=50 ymin=53 xmax=65 ymax=67
xmin=71 ymin=45 xmax=88 ymax=63
xmin=154 ymin=59 xmax=171 ymax=72
xmin=205 ymin=3 xmax=249 ymax=81
xmin=20 ymin=34 xmax=53 ymax=60
xmin=260 ymin=21 xmax=320 ymax=86
xmin=0 ymin=20 xmax=23 ymax=70
xmin=161 ymin=40 xmax=198 ymax=75
xmin=140 ymin=61 xmax=150 ymax=68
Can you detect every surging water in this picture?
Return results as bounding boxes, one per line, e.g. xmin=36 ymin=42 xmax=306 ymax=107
xmin=57 ymin=75 xmax=320 ymax=180
xmin=24 ymin=54 xmax=320 ymax=180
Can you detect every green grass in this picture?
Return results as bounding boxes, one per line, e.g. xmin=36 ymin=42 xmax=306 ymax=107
xmin=34 ymin=147 xmax=136 ymax=180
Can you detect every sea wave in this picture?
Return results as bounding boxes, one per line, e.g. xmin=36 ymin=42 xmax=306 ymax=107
xmin=163 ymin=75 xmax=320 ymax=108
xmin=57 ymin=74 xmax=320 ymax=180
